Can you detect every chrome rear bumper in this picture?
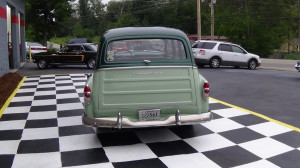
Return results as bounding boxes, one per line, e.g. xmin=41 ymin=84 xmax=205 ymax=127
xmin=82 ymin=111 xmax=212 ymax=129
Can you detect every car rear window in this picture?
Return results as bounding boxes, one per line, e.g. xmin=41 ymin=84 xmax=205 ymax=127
xmin=192 ymin=42 xmax=216 ymax=49
xmin=106 ymin=39 xmax=187 ymax=63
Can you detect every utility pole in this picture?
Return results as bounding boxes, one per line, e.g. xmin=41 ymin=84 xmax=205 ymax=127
xmin=197 ymin=0 xmax=201 ymax=40
xmin=210 ymin=0 xmax=215 ymax=40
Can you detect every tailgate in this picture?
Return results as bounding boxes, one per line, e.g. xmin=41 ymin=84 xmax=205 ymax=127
xmin=96 ymin=67 xmax=197 ymax=109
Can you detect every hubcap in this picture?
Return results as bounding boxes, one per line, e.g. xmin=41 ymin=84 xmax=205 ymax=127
xmin=212 ymin=59 xmax=219 ymax=68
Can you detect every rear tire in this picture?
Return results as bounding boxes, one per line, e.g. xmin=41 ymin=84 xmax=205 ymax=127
xmin=209 ymin=57 xmax=220 ymax=68
xmin=37 ymin=59 xmax=48 ymax=69
xmin=87 ymin=58 xmax=95 ymax=69
xmin=248 ymin=59 xmax=257 ymax=70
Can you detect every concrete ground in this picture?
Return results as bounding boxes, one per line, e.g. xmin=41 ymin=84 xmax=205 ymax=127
xmin=259 ymin=58 xmax=298 ymax=72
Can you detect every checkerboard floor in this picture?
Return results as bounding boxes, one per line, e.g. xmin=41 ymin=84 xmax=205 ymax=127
xmin=1 ymin=74 xmax=300 ymax=168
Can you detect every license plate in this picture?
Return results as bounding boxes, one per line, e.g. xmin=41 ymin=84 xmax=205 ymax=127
xmin=138 ymin=109 xmax=160 ymax=121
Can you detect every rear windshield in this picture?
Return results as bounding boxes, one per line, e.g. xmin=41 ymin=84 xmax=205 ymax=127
xmin=106 ymin=39 xmax=187 ymax=63
xmin=192 ymin=42 xmax=216 ymax=49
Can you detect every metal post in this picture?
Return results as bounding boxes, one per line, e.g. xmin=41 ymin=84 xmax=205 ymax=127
xmin=210 ymin=0 xmax=214 ymax=40
xmin=197 ymin=0 xmax=201 ymax=40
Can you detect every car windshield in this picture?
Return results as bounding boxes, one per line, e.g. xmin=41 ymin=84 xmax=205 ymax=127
xmin=106 ymin=39 xmax=187 ymax=63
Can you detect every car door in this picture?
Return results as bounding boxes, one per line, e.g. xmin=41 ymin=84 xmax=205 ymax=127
xmin=217 ymin=44 xmax=234 ymax=64
xmin=231 ymin=45 xmax=248 ymax=64
xmin=58 ymin=45 xmax=85 ymax=63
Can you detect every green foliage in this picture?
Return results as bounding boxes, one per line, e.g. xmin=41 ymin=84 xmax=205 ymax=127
xmin=26 ymin=0 xmax=299 ymax=58
xmin=284 ymin=54 xmax=300 ymax=60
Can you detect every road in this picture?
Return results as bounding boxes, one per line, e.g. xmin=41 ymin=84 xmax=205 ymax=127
xmin=199 ymin=67 xmax=300 ymax=128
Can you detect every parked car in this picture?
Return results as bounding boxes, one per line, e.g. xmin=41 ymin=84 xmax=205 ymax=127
xmin=32 ymin=43 xmax=97 ymax=69
xmin=192 ymin=40 xmax=261 ymax=69
xmin=82 ymin=27 xmax=212 ymax=129
xmin=295 ymin=60 xmax=300 ymax=72
xmin=25 ymin=42 xmax=47 ymax=57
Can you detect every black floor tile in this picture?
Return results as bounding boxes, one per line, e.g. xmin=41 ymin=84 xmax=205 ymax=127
xmin=169 ymin=124 xmax=214 ymax=139
xmin=56 ymin=90 xmax=77 ymax=94
xmin=210 ymin=103 xmax=230 ymax=111
xmin=38 ymin=81 xmax=55 ymax=85
xmin=8 ymin=101 xmax=32 ymax=107
xmin=17 ymin=138 xmax=59 ymax=153
xmin=56 ymin=83 xmax=74 ymax=87
xmin=61 ymin=148 xmax=109 ymax=167
xmin=271 ymin=131 xmax=300 ymax=148
xmin=230 ymin=114 xmax=267 ymax=126
xmin=113 ymin=158 xmax=168 ymax=168
xmin=30 ymin=105 xmax=56 ymax=112
xmin=25 ymin=119 xmax=57 ymax=128
xmin=57 ymin=98 xmax=80 ymax=104
xmin=147 ymin=140 xmax=197 ymax=157
xmin=55 ymin=78 xmax=71 ymax=81
xmin=0 ymin=130 xmax=23 ymax=140
xmin=0 ymin=155 xmax=15 ymax=168
xmin=203 ymin=145 xmax=261 ymax=168
xmin=33 ymin=95 xmax=56 ymax=100
xmin=20 ymin=85 xmax=37 ymax=89
xmin=0 ymin=113 xmax=28 ymax=121
xmin=23 ymin=80 xmax=39 ymax=83
xmin=36 ymin=87 xmax=56 ymax=91
xmin=219 ymin=127 xmax=265 ymax=144
xmin=97 ymin=131 xmax=142 ymax=147
xmin=15 ymin=92 xmax=35 ymax=97
xmin=59 ymin=125 xmax=95 ymax=136
xmin=57 ymin=109 xmax=84 ymax=118
xmin=268 ymin=150 xmax=300 ymax=168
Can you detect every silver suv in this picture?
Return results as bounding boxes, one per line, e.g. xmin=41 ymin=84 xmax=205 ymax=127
xmin=192 ymin=40 xmax=261 ymax=70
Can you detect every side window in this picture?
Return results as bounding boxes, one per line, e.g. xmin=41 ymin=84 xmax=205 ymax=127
xmin=218 ymin=44 xmax=232 ymax=52
xmin=231 ymin=45 xmax=245 ymax=54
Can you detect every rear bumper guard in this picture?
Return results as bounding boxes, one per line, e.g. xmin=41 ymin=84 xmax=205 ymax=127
xmin=82 ymin=111 xmax=213 ymax=129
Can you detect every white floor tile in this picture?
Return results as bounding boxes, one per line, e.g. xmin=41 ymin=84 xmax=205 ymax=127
xmin=0 ymin=120 xmax=26 ymax=130
xmin=201 ymin=118 xmax=244 ymax=133
xmin=12 ymin=152 xmax=61 ymax=168
xmin=239 ymin=137 xmax=294 ymax=159
xmin=104 ymin=143 xmax=156 ymax=162
xmin=37 ymin=84 xmax=55 ymax=88
xmin=56 ymin=86 xmax=76 ymax=91
xmin=66 ymin=163 xmax=114 ymax=168
xmin=31 ymin=99 xmax=56 ymax=106
xmin=56 ymin=93 xmax=79 ymax=99
xmin=160 ymin=153 xmax=221 ymax=168
xmin=27 ymin=111 xmax=57 ymax=120
xmin=34 ymin=91 xmax=56 ymax=96
xmin=3 ymin=107 xmax=30 ymax=115
xmin=233 ymin=159 xmax=280 ymax=168
xmin=59 ymin=134 xmax=101 ymax=152
xmin=0 ymin=140 xmax=20 ymax=154
xmin=10 ymin=96 xmax=34 ymax=102
xmin=248 ymin=122 xmax=292 ymax=137
xmin=57 ymin=116 xmax=82 ymax=127
xmin=57 ymin=103 xmax=84 ymax=111
xmin=21 ymin=127 xmax=59 ymax=140
xmin=185 ymin=133 xmax=235 ymax=152
xmin=212 ymin=108 xmax=248 ymax=118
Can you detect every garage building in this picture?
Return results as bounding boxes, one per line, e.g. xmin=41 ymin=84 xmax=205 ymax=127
xmin=0 ymin=0 xmax=25 ymax=76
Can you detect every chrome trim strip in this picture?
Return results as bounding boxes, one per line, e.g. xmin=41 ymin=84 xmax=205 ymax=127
xmin=97 ymin=66 xmax=196 ymax=71
xmin=82 ymin=112 xmax=212 ymax=128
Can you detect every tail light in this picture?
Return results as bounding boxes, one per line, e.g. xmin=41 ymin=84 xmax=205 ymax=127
xmin=199 ymin=50 xmax=205 ymax=55
xmin=84 ymin=86 xmax=91 ymax=105
xmin=203 ymin=82 xmax=210 ymax=95
xmin=42 ymin=48 xmax=47 ymax=50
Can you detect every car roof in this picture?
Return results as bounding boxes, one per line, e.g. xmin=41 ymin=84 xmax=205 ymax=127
xmin=66 ymin=43 xmax=95 ymax=46
xmin=102 ymin=27 xmax=188 ymax=40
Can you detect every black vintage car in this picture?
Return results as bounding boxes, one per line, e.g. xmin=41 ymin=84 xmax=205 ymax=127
xmin=32 ymin=43 xmax=97 ymax=69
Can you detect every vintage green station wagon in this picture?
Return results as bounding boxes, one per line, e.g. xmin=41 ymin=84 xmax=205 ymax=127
xmin=82 ymin=27 xmax=212 ymax=129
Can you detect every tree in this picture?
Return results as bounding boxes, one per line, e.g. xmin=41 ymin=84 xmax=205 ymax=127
xmin=25 ymin=0 xmax=74 ymax=45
